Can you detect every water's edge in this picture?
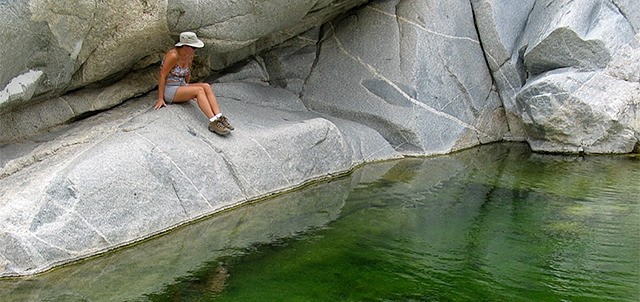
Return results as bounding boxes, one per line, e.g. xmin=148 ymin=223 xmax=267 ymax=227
xmin=2 ymin=142 xmax=638 ymax=302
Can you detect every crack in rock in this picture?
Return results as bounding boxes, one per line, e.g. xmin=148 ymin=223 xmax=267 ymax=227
xmin=329 ymin=23 xmax=489 ymax=137
xmin=366 ymin=5 xmax=480 ymax=44
xmin=135 ymin=132 xmax=215 ymax=210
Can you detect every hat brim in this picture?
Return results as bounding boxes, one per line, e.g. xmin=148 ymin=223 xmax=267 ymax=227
xmin=175 ymin=40 xmax=204 ymax=48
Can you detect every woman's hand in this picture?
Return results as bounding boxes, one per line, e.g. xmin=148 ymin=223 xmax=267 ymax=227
xmin=154 ymin=98 xmax=166 ymax=110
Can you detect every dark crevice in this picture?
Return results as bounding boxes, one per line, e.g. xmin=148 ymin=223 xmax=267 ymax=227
xmin=609 ymin=0 xmax=637 ymax=34
xmin=66 ymin=109 xmax=108 ymax=124
xmin=468 ymin=0 xmax=511 ymax=136
xmin=65 ymin=94 xmax=135 ymax=124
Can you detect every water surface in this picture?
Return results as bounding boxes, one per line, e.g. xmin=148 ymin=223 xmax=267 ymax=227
xmin=1 ymin=143 xmax=638 ymax=301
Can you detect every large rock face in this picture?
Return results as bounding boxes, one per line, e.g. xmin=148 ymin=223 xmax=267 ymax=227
xmin=0 ymin=0 xmax=638 ymax=277
xmin=0 ymin=0 xmax=368 ymax=143
xmin=472 ymin=0 xmax=639 ymax=153
xmin=302 ymin=0 xmax=507 ymax=155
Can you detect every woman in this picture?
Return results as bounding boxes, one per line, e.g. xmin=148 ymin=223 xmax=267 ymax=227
xmin=154 ymin=31 xmax=233 ymax=135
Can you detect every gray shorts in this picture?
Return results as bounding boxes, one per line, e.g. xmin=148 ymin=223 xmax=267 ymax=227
xmin=164 ymin=84 xmax=182 ymax=103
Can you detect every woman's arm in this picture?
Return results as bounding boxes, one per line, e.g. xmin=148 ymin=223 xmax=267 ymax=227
xmin=155 ymin=50 xmax=178 ymax=110
xmin=185 ymin=58 xmax=193 ymax=84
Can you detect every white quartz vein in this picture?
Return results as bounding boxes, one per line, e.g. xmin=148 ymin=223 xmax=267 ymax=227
xmin=30 ymin=233 xmax=78 ymax=255
xmin=330 ymin=25 xmax=487 ymax=135
xmin=249 ymin=137 xmax=292 ymax=186
xmin=366 ymin=6 xmax=480 ymax=44
xmin=135 ymin=132 xmax=214 ymax=210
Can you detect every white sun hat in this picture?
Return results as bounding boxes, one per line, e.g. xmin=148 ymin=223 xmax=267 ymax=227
xmin=175 ymin=31 xmax=204 ymax=48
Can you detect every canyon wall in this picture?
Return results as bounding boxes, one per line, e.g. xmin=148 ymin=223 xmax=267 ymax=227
xmin=0 ymin=0 xmax=638 ymax=277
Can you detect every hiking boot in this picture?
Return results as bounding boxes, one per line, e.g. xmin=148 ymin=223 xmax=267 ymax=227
xmin=208 ymin=120 xmax=230 ymax=136
xmin=219 ymin=115 xmax=234 ymax=130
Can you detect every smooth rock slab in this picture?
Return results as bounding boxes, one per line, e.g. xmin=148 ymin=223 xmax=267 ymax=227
xmin=0 ymin=86 xmax=400 ymax=277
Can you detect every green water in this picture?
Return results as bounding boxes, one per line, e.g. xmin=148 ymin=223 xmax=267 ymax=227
xmin=1 ymin=143 xmax=639 ymax=301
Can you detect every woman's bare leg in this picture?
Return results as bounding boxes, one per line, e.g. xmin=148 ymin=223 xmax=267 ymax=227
xmin=171 ymin=84 xmax=230 ymax=135
xmin=189 ymin=83 xmax=221 ymax=115
xmin=172 ymin=85 xmax=214 ymax=118
xmin=190 ymin=83 xmax=234 ymax=130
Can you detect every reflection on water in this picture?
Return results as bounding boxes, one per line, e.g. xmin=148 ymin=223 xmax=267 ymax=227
xmin=1 ymin=143 xmax=638 ymax=301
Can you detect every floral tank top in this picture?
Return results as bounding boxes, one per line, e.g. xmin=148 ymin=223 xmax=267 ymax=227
xmin=162 ymin=59 xmax=190 ymax=86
